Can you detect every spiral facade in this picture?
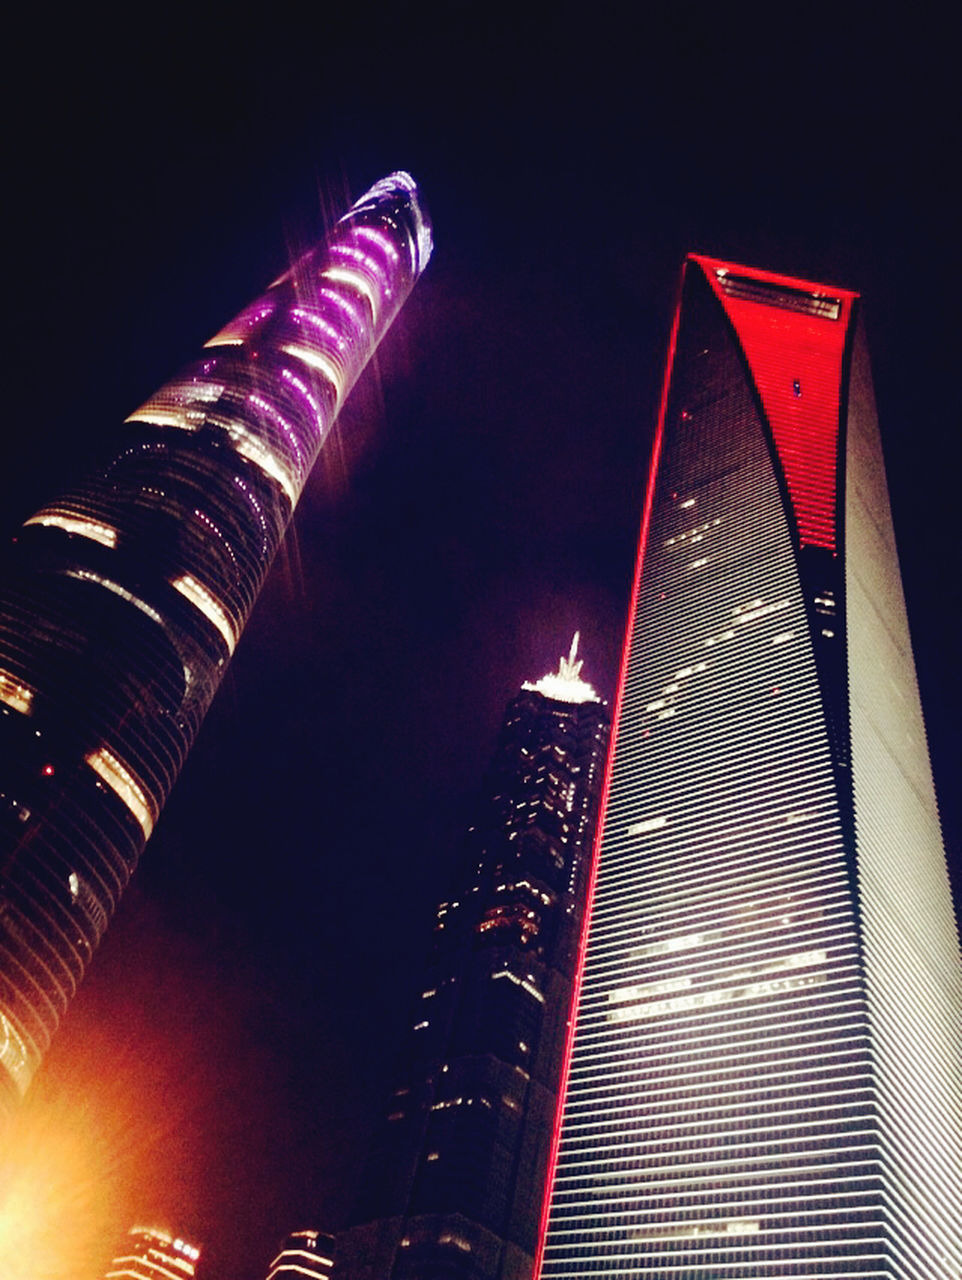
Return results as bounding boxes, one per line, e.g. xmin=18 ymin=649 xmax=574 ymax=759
xmin=0 ymin=172 xmax=431 ymax=1111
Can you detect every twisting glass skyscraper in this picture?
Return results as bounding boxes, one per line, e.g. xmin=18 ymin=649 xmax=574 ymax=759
xmin=537 ymin=257 xmax=961 ymax=1278
xmin=339 ymin=638 xmax=609 ymax=1280
xmin=0 ymin=172 xmax=431 ymax=1114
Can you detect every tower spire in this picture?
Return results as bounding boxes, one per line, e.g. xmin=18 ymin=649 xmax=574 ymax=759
xmin=558 ymin=631 xmax=583 ymax=682
xmin=522 ymin=632 xmax=599 ymax=704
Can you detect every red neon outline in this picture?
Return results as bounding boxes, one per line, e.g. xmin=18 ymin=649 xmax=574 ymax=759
xmin=531 ymin=266 xmax=686 ymax=1280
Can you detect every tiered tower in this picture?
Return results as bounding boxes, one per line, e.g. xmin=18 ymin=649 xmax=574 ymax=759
xmin=536 ymin=258 xmax=961 ymax=1277
xmin=339 ymin=638 xmax=609 ymax=1280
xmin=0 ymin=173 xmax=431 ymax=1115
xmin=266 ymin=1229 xmax=335 ymax=1279
xmin=103 ymin=1226 xmax=200 ymax=1280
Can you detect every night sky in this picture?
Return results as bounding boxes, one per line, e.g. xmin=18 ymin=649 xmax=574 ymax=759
xmin=4 ymin=6 xmax=959 ymax=1278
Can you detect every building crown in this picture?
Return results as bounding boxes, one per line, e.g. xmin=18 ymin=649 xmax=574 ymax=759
xmin=522 ymin=632 xmax=600 ymax=705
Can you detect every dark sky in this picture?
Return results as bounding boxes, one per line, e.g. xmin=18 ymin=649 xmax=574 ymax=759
xmin=4 ymin=5 xmax=960 ymax=1278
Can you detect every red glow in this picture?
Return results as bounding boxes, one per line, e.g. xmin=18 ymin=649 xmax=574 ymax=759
xmin=41 ymin=764 xmax=55 ymax=777
xmin=690 ymin=254 xmax=857 ymax=552
xmin=532 ymin=265 xmax=687 ymax=1279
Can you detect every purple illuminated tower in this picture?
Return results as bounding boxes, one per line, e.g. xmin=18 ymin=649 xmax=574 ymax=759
xmin=0 ymin=173 xmax=431 ymax=1115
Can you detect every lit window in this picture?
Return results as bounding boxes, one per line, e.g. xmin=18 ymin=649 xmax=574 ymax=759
xmin=214 ymin=418 xmax=297 ymax=504
xmin=125 ymin=406 xmax=202 ymax=430
xmin=63 ymin=570 xmax=167 ymax=630
xmin=280 ymin=343 xmax=345 ymax=402
xmin=437 ymin=1234 xmax=472 ymax=1253
xmin=492 ymin=969 xmax=545 ymax=1003
xmin=0 ymin=1010 xmax=35 ymax=1094
xmin=0 ymin=670 xmax=33 ymax=716
xmin=321 ymin=266 xmax=381 ymax=319
xmin=24 ymin=510 xmax=118 ymax=548
xmin=85 ymin=747 xmax=156 ymax=838
xmin=627 ymin=816 xmax=667 ymax=836
xmin=170 ymin=574 xmax=237 ymax=652
xmin=735 ymin=598 xmax=790 ymax=624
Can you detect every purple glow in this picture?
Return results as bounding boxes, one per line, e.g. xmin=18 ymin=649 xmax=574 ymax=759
xmin=353 ymin=225 xmax=401 ymax=265
xmin=318 ymin=286 xmax=366 ymax=334
xmin=247 ymin=394 xmax=306 ymax=469
xmin=292 ymin=307 xmax=346 ymax=350
xmin=0 ymin=172 xmax=432 ymax=1115
xmin=330 ymin=243 xmax=390 ymax=287
xmin=280 ymin=367 xmax=322 ymax=427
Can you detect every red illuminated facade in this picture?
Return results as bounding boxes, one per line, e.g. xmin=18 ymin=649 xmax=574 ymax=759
xmin=694 ymin=255 xmax=855 ymax=552
xmin=536 ymin=257 xmax=961 ymax=1278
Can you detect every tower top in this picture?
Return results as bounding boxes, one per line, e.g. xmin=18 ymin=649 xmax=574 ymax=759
xmin=522 ymin=632 xmax=600 ymax=705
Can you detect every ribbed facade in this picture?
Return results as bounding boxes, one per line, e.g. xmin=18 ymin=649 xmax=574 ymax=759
xmin=0 ymin=173 xmax=431 ymax=1113
xmin=338 ymin=643 xmax=609 ymax=1280
xmin=103 ymin=1226 xmax=200 ymax=1280
xmin=537 ymin=258 xmax=961 ymax=1277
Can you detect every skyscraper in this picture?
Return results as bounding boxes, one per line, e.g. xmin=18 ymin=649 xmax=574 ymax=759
xmin=0 ymin=173 xmax=431 ymax=1115
xmin=536 ymin=257 xmax=962 ymax=1277
xmin=266 ymin=1229 xmax=335 ymax=1280
xmin=338 ymin=638 xmax=609 ymax=1280
xmin=103 ymin=1226 xmax=200 ymax=1280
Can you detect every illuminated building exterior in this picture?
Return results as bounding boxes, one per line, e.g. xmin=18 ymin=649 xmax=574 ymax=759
xmin=536 ymin=257 xmax=962 ymax=1278
xmin=0 ymin=173 xmax=431 ymax=1115
xmin=103 ymin=1226 xmax=200 ymax=1280
xmin=266 ymin=1229 xmax=335 ymax=1279
xmin=338 ymin=638 xmax=609 ymax=1280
